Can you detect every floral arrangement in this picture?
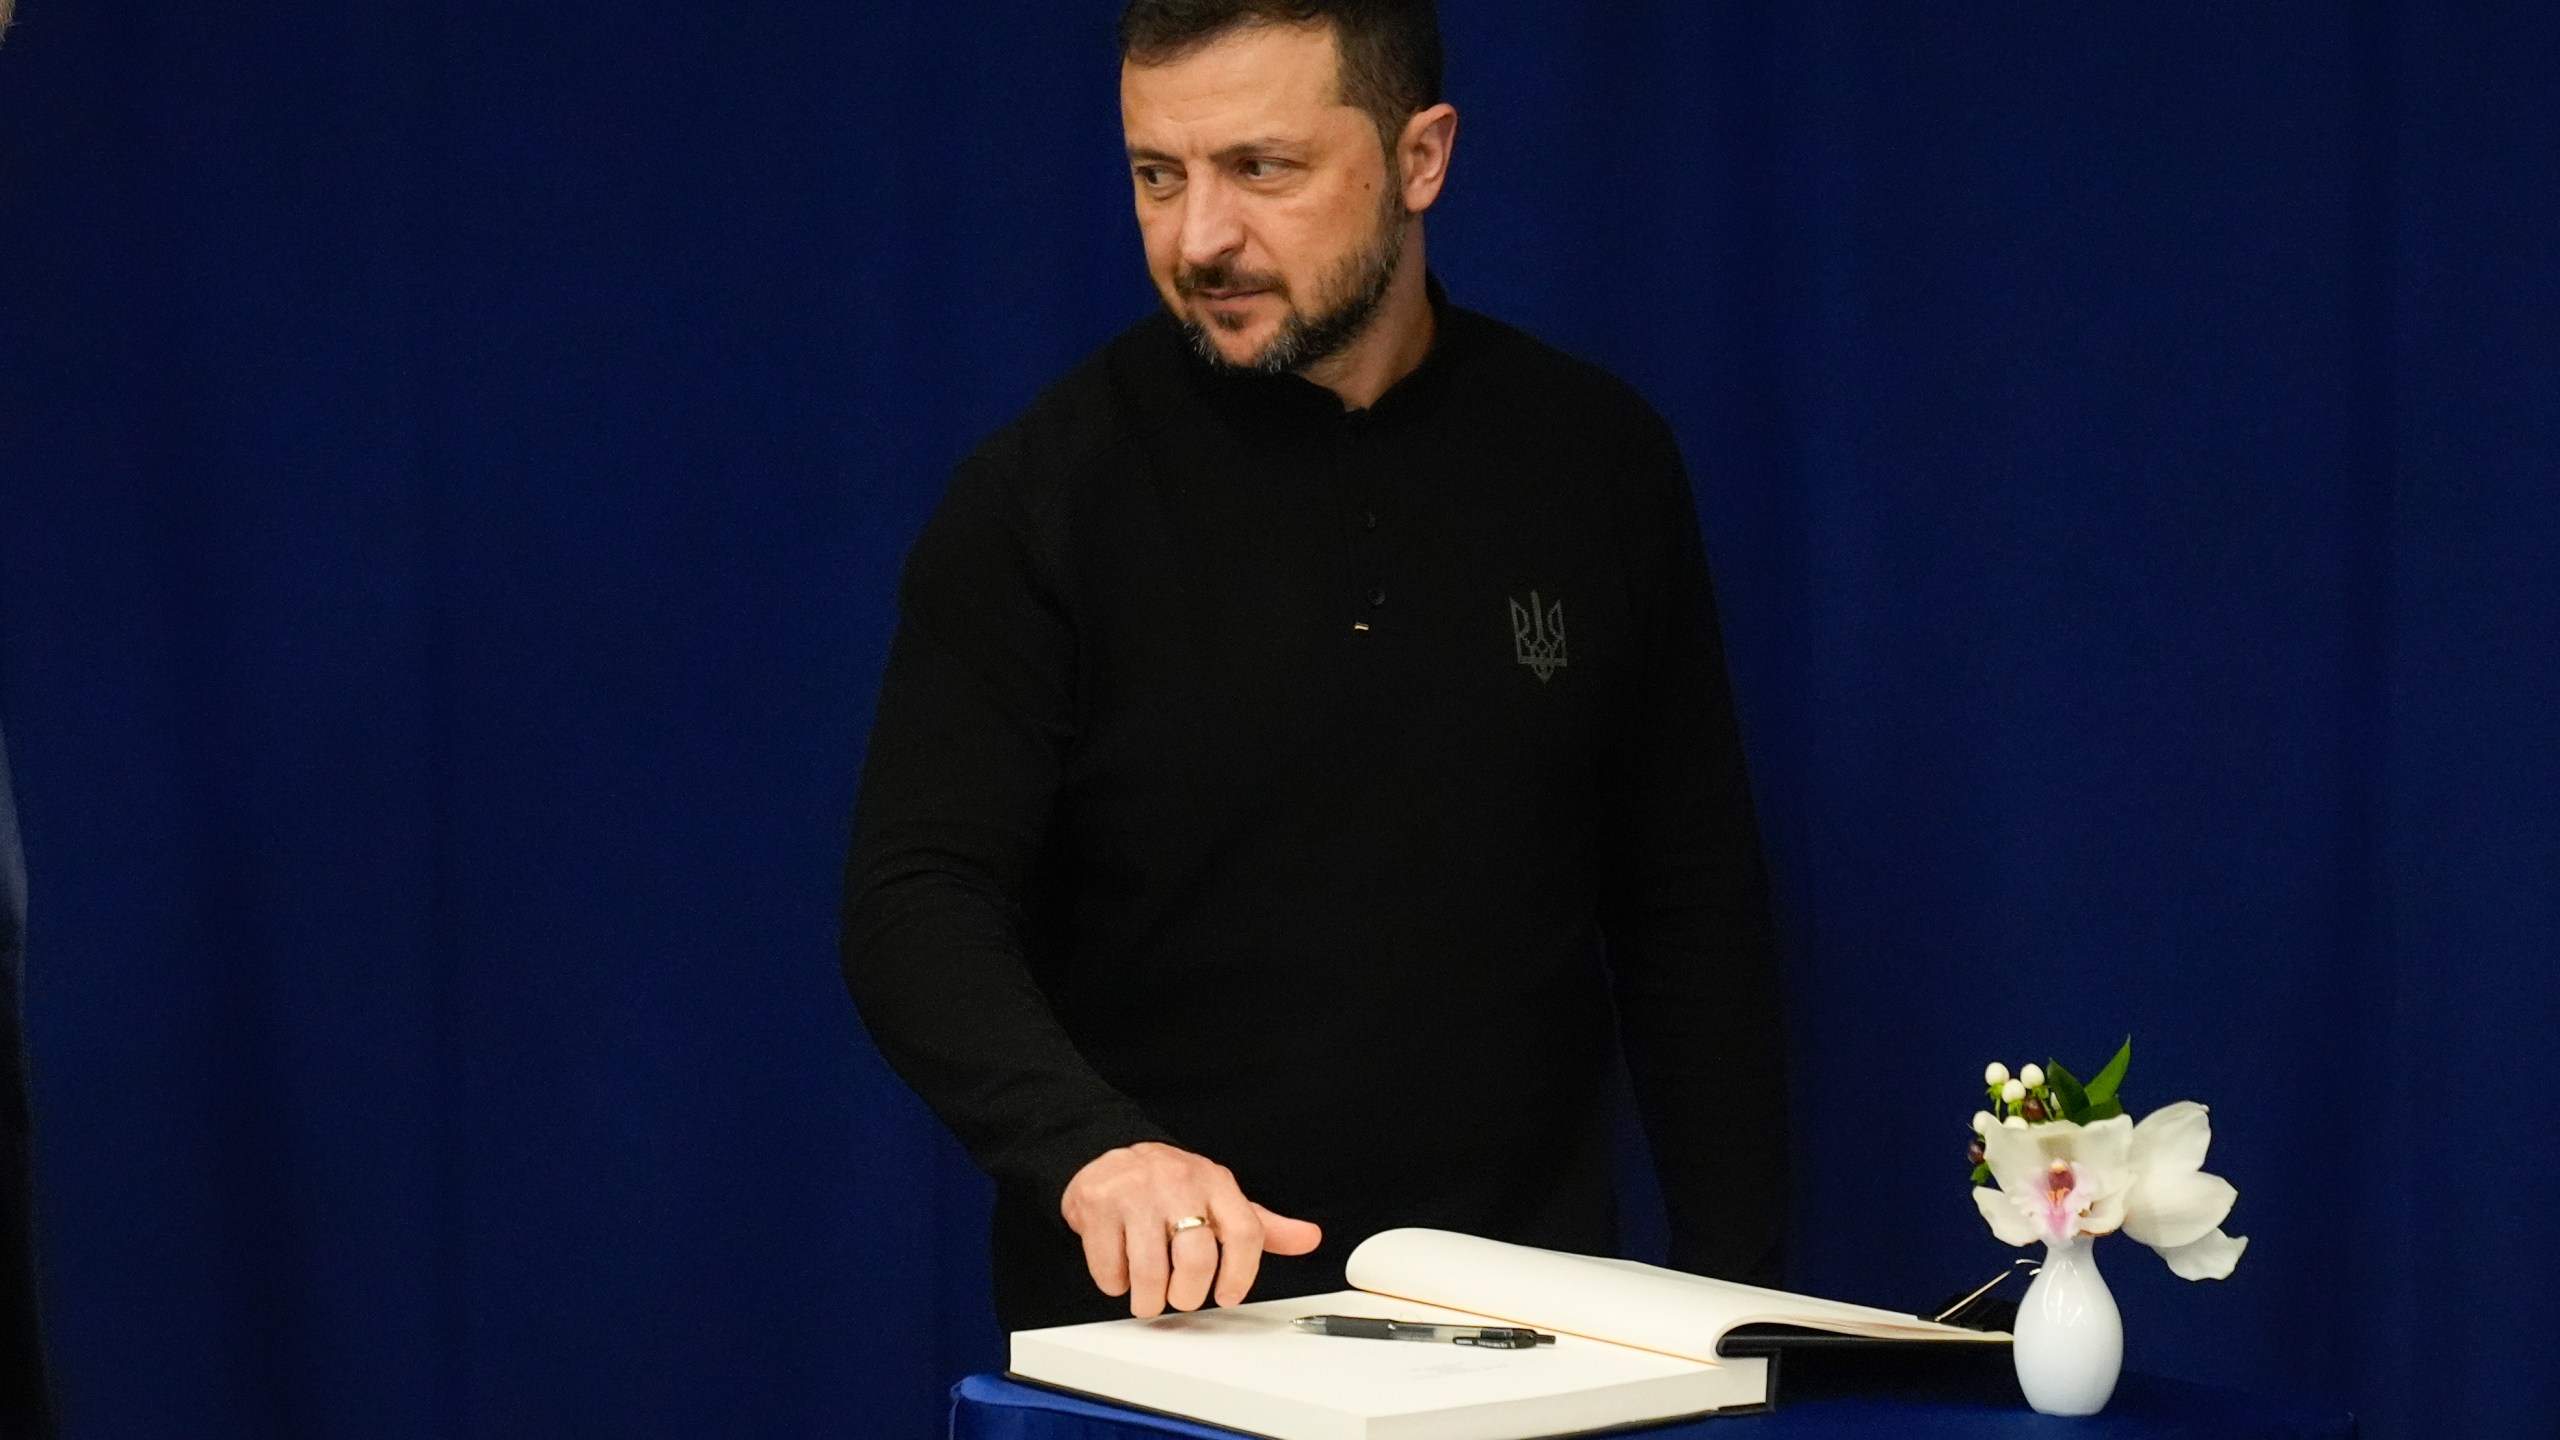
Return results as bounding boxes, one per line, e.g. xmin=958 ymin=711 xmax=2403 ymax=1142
xmin=1966 ymin=1039 xmax=2248 ymax=1280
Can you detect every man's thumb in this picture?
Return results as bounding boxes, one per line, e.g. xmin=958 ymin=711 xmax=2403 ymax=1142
xmin=1251 ymin=1205 xmax=1323 ymax=1256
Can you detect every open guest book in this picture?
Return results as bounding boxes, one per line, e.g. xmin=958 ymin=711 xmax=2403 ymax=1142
xmin=1009 ymin=1228 xmax=2011 ymax=1440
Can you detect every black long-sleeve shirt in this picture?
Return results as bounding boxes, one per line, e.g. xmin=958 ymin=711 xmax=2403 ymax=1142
xmin=1 ymin=730 xmax=54 ymax=1440
xmin=842 ymin=276 xmax=1785 ymax=1330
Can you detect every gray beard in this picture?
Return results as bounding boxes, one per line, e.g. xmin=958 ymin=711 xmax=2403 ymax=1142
xmin=1176 ymin=202 xmax=1409 ymax=378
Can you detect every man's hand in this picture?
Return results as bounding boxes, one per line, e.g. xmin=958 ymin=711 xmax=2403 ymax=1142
xmin=1060 ymin=1142 xmax=1322 ymax=1317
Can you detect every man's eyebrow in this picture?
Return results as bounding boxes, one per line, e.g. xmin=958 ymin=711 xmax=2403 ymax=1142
xmin=1123 ymin=138 xmax=1309 ymax=165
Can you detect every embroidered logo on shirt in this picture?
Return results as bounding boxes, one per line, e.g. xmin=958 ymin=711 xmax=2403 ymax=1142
xmin=1509 ymin=591 xmax=1567 ymax=682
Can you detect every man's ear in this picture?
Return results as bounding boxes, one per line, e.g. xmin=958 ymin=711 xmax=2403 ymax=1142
xmin=1395 ymin=103 xmax=1459 ymax=215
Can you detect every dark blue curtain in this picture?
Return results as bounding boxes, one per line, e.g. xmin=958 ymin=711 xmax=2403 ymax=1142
xmin=2 ymin=3 xmax=2551 ymax=1438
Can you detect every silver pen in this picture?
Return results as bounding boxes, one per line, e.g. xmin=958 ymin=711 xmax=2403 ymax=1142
xmin=1291 ymin=1315 xmax=1555 ymax=1349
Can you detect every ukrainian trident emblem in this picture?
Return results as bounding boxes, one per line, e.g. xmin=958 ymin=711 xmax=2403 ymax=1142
xmin=1509 ymin=590 xmax=1567 ymax=682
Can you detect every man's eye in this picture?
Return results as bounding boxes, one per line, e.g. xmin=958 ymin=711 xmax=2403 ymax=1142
xmin=1240 ymin=158 xmax=1286 ymax=180
xmin=1135 ymin=166 xmax=1175 ymax=189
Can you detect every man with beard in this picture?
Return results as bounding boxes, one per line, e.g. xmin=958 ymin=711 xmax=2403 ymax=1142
xmin=843 ymin=0 xmax=1786 ymax=1332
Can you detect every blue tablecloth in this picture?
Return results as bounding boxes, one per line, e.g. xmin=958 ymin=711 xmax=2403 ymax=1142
xmin=952 ymin=1370 xmax=2354 ymax=1440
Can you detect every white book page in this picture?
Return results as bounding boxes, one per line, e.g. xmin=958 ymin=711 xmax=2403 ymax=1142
xmin=1011 ymin=1288 xmax=1763 ymax=1440
xmin=1345 ymin=1230 xmax=2003 ymax=1366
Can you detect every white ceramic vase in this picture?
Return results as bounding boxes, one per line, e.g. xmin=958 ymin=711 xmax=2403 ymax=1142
xmin=2013 ymin=1236 xmax=2123 ymax=1416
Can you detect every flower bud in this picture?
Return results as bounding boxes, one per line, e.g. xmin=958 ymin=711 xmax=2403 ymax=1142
xmin=2001 ymin=1078 xmax=2026 ymax=1103
xmin=1970 ymin=1111 xmax=1995 ymax=1136
xmin=2002 ymin=1114 xmax=2028 ymax=1129
xmin=2020 ymin=1063 xmax=2046 ymax=1088
xmin=1984 ymin=1062 xmax=2010 ymax=1086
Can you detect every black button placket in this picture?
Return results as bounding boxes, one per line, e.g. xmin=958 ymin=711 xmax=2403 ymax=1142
xmin=1337 ymin=409 xmax=1388 ymax=633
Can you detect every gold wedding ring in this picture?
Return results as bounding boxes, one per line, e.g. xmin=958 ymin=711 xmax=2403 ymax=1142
xmin=1169 ymin=1214 xmax=1212 ymax=1236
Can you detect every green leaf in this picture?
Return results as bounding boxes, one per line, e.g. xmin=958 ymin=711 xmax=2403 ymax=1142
xmin=2046 ymin=1060 xmax=2090 ymax=1122
xmin=2080 ymin=1097 xmax=2123 ymax=1123
xmin=2085 ymin=1037 xmax=2133 ymax=1107
xmin=1970 ymin=1161 xmax=1993 ymax=1185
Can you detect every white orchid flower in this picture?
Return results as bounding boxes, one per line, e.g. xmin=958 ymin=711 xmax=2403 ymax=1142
xmin=1971 ymin=1102 xmax=2248 ymax=1280
xmin=2118 ymin=1101 xmax=2249 ymax=1280
xmin=1973 ymin=1115 xmax=2133 ymax=1246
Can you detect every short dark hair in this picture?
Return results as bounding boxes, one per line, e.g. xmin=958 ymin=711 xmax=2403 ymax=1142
xmin=1118 ymin=0 xmax=1443 ymax=154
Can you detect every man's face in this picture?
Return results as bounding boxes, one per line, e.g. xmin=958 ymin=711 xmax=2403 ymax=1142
xmin=1121 ymin=22 xmax=1408 ymax=374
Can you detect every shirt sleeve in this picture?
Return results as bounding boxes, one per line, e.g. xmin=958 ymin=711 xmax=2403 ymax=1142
xmin=1596 ymin=411 xmax=1791 ymax=1287
xmin=841 ymin=456 xmax=1174 ymax=1225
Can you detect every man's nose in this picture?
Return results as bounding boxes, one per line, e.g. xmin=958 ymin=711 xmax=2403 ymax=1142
xmin=1175 ymin=176 xmax=1246 ymax=270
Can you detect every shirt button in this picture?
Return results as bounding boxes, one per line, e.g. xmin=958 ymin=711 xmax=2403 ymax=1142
xmin=1362 ymin=510 xmax=1378 ymax=530
xmin=1368 ymin=586 xmax=1387 ymax=608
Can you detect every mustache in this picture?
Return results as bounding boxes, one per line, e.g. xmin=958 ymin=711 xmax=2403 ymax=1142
xmin=1175 ymin=261 xmax=1287 ymax=297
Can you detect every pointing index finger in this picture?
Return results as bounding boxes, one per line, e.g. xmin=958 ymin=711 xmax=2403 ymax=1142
xmin=1207 ymin=1182 xmax=1266 ymax=1308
